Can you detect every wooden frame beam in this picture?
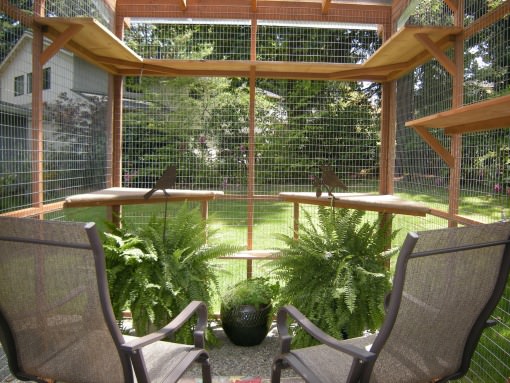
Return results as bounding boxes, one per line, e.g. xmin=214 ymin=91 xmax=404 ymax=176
xmin=414 ymin=33 xmax=456 ymax=76
xmin=40 ymin=24 xmax=83 ymax=65
xmin=322 ymin=0 xmax=332 ymax=14
xmin=443 ymin=0 xmax=458 ymax=13
xmin=412 ymin=127 xmax=454 ymax=168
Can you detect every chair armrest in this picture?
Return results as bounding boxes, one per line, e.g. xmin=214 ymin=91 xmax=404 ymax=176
xmin=120 ymin=300 xmax=208 ymax=352
xmin=277 ymin=305 xmax=376 ymax=363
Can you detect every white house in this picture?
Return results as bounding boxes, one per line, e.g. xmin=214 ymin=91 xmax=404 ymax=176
xmin=0 ymin=32 xmax=108 ymax=107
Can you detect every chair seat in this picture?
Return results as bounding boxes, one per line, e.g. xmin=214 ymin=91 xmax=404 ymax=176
xmin=124 ymin=335 xmax=196 ymax=383
xmin=290 ymin=334 xmax=376 ymax=383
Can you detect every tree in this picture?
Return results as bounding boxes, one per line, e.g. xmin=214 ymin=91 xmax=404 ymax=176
xmin=43 ymin=93 xmax=108 ymax=197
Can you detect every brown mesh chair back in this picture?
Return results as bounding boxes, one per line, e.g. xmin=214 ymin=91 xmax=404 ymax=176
xmin=0 ymin=217 xmax=131 ymax=383
xmin=366 ymin=222 xmax=510 ymax=382
xmin=271 ymin=222 xmax=510 ymax=383
xmin=0 ymin=217 xmax=212 ymax=383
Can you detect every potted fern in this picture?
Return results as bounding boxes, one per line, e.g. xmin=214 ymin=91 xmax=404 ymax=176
xmin=272 ymin=206 xmax=398 ymax=348
xmin=220 ymin=277 xmax=277 ymax=346
xmin=103 ymin=203 xmax=239 ymax=343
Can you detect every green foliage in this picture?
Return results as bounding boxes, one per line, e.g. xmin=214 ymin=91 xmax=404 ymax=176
xmin=102 ymin=203 xmax=240 ymax=343
xmin=221 ymin=277 xmax=278 ymax=311
xmin=273 ymin=206 xmax=398 ymax=347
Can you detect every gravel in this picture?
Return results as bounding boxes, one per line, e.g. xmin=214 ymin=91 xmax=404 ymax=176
xmin=185 ymin=322 xmax=301 ymax=379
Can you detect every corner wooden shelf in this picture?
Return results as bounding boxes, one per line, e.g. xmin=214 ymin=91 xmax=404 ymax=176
xmin=405 ymin=94 xmax=510 ymax=134
xmin=34 ymin=17 xmax=142 ymax=74
xmin=363 ymin=25 xmax=462 ymax=80
xmin=34 ymin=17 xmax=461 ymax=82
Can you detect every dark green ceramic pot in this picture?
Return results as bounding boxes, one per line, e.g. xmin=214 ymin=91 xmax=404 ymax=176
xmin=220 ymin=303 xmax=272 ymax=346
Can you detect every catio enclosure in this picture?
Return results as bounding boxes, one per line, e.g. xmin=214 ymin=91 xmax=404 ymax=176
xmin=1 ymin=0 xmax=510 ymax=381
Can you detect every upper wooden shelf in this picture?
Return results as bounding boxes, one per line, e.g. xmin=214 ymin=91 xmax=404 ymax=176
xmin=34 ymin=17 xmax=143 ymax=74
xmin=406 ymin=94 xmax=510 ymax=134
xmin=34 ymin=17 xmax=461 ymax=82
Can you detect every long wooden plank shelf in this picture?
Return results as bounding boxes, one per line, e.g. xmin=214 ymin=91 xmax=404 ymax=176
xmin=405 ymin=95 xmax=510 ymax=134
xmin=63 ymin=187 xmax=224 ymax=208
xmin=34 ymin=17 xmax=460 ymax=82
xmin=279 ymin=192 xmax=430 ymax=216
xmin=219 ymin=250 xmax=280 ymax=260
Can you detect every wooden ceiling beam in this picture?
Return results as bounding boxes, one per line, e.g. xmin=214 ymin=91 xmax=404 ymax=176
xmin=322 ymin=0 xmax=332 ymax=14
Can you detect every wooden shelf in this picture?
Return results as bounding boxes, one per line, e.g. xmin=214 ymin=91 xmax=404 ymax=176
xmin=363 ymin=25 xmax=462 ymax=80
xmin=405 ymin=95 xmax=510 ymax=134
xmin=219 ymin=250 xmax=280 ymax=260
xmin=34 ymin=17 xmax=142 ymax=74
xmin=279 ymin=192 xmax=430 ymax=216
xmin=34 ymin=17 xmax=461 ymax=82
xmin=63 ymin=187 xmax=224 ymax=207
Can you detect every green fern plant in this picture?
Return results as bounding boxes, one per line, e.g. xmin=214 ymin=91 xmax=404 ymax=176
xmin=272 ymin=206 xmax=398 ymax=348
xmin=103 ymin=203 xmax=239 ymax=343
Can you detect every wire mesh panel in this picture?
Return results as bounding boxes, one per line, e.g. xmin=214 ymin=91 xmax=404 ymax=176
xmin=256 ymin=22 xmax=380 ymax=63
xmin=1 ymin=1 xmax=112 ymax=213
xmin=395 ymin=1 xmax=510 ymax=380
xmin=1 ymin=0 xmax=510 ymax=378
xmin=126 ymin=22 xmax=251 ymax=61
xmin=464 ymin=3 xmax=509 ymax=104
xmin=44 ymin=0 xmax=113 ymax=26
xmin=397 ymin=0 xmax=454 ymax=27
xmin=121 ymin=74 xmax=382 ymax=247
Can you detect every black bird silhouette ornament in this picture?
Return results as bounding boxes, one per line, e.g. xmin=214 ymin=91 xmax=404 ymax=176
xmin=144 ymin=165 xmax=177 ymax=200
xmin=318 ymin=164 xmax=348 ymax=197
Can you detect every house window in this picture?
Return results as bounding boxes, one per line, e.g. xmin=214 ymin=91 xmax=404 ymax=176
xmin=27 ymin=73 xmax=32 ymax=94
xmin=43 ymin=67 xmax=51 ymax=90
xmin=14 ymin=75 xmax=24 ymax=96
xmin=25 ymin=68 xmax=50 ymax=93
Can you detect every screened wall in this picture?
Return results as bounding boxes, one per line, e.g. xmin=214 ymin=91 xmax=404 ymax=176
xmin=1 ymin=0 xmax=510 ymax=380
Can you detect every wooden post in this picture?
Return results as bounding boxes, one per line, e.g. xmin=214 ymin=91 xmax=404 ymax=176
xmin=378 ymin=24 xmax=395 ymax=258
xmin=31 ymin=0 xmax=45 ymax=219
xmin=110 ymin=17 xmax=125 ymax=226
xmin=247 ymin=17 xmax=257 ymax=256
xmin=379 ymin=23 xmax=395 ymax=197
xmin=245 ymin=17 xmax=258 ymax=279
xmin=448 ymin=0 xmax=464 ymax=227
xmin=293 ymin=202 xmax=300 ymax=240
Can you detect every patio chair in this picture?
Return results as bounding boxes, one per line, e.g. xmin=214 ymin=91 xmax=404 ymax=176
xmin=271 ymin=221 xmax=510 ymax=383
xmin=0 ymin=216 xmax=212 ymax=383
